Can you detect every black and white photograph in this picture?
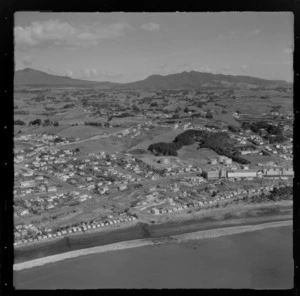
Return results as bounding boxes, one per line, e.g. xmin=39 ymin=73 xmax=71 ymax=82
xmin=12 ymin=11 xmax=294 ymax=289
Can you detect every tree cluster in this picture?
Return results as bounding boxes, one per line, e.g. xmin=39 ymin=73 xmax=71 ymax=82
xmin=29 ymin=119 xmax=42 ymax=126
xmin=148 ymin=142 xmax=180 ymax=156
xmin=84 ymin=121 xmax=109 ymax=127
xmin=205 ymin=112 xmax=213 ymax=119
xmin=228 ymin=125 xmax=240 ymax=133
xmin=241 ymin=121 xmax=282 ymax=136
xmin=14 ymin=120 xmax=25 ymax=125
xmin=63 ymin=103 xmax=75 ymax=109
xmin=148 ymin=129 xmax=250 ymax=164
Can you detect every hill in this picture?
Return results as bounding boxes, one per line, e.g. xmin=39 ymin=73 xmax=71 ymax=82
xmin=117 ymin=71 xmax=291 ymax=90
xmin=14 ymin=68 xmax=292 ymax=90
xmin=14 ymin=68 xmax=120 ymax=88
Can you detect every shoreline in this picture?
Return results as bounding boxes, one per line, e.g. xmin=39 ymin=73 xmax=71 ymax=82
xmin=14 ymin=200 xmax=292 ymax=264
xmin=15 ymin=200 xmax=292 ymax=251
xmin=14 ymin=219 xmax=292 ymax=271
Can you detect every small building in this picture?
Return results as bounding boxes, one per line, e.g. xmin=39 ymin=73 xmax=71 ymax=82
xmin=203 ymin=170 xmax=219 ymax=180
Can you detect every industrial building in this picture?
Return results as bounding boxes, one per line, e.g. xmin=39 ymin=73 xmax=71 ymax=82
xmin=203 ymin=170 xmax=219 ymax=180
xmin=219 ymin=169 xmax=227 ymax=178
xmin=227 ymin=169 xmax=258 ymax=178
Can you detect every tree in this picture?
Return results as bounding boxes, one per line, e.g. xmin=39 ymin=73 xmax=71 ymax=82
xmin=132 ymin=105 xmax=140 ymax=112
xmin=53 ymin=121 xmax=59 ymax=127
xmin=205 ymin=112 xmax=213 ymax=119
xmin=172 ymin=113 xmax=180 ymax=119
xmin=14 ymin=120 xmax=25 ymax=125
xmin=29 ymin=119 xmax=41 ymax=126
xmin=43 ymin=119 xmax=51 ymax=126
xmin=228 ymin=125 xmax=240 ymax=133
xmin=184 ymin=107 xmax=189 ymax=113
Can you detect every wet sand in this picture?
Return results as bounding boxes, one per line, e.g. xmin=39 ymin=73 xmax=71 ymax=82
xmin=14 ymin=223 xmax=293 ymax=289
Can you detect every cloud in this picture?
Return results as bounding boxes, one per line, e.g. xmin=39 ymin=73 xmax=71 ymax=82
xmin=77 ymin=68 xmax=98 ymax=79
xmin=140 ymin=22 xmax=160 ymax=32
xmin=219 ymin=65 xmax=231 ymax=72
xmin=249 ymin=29 xmax=261 ymax=35
xmin=198 ymin=66 xmax=213 ymax=73
xmin=263 ymin=61 xmax=292 ymax=66
xmin=15 ymin=20 xmax=132 ymax=49
xmin=22 ymin=56 xmax=32 ymax=66
xmin=65 ymin=70 xmax=74 ymax=77
xmin=283 ymin=47 xmax=293 ymax=55
xmin=241 ymin=64 xmax=249 ymax=72
xmin=71 ymin=68 xmax=123 ymax=80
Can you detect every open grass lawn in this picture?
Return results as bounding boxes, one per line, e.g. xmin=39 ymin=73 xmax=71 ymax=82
xmin=57 ymin=125 xmax=104 ymax=139
xmin=178 ymin=145 xmax=218 ymax=163
xmin=63 ymin=138 xmax=126 ymax=154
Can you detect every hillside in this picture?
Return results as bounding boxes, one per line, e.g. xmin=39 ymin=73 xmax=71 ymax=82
xmin=14 ymin=68 xmax=292 ymax=90
xmin=14 ymin=68 xmax=120 ymax=88
xmin=117 ymin=71 xmax=291 ymax=90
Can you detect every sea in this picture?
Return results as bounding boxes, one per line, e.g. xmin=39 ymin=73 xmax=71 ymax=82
xmin=14 ymin=225 xmax=293 ymax=289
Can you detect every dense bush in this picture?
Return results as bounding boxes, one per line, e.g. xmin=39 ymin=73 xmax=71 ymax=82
xmin=197 ymin=102 xmax=205 ymax=108
xmin=63 ymin=104 xmax=75 ymax=109
xmin=228 ymin=125 xmax=240 ymax=133
xmin=242 ymin=121 xmax=282 ymax=136
xmin=14 ymin=120 xmax=25 ymax=125
xmin=148 ymin=129 xmax=250 ymax=164
xmin=45 ymin=107 xmax=55 ymax=111
xmin=14 ymin=110 xmax=29 ymax=115
xmin=205 ymin=112 xmax=213 ymax=119
xmin=132 ymin=105 xmax=140 ymax=112
xmin=266 ymin=134 xmax=287 ymax=144
xmin=29 ymin=119 xmax=41 ymax=126
xmin=148 ymin=142 xmax=178 ymax=156
xmin=84 ymin=122 xmax=103 ymax=126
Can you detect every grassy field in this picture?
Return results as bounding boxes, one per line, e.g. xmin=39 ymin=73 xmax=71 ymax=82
xmin=128 ymin=128 xmax=185 ymax=151
xmin=242 ymin=154 xmax=281 ymax=164
xmin=63 ymin=138 xmax=126 ymax=154
xmin=57 ymin=126 xmax=103 ymax=139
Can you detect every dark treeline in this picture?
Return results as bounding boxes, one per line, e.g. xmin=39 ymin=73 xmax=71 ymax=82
xmin=242 ymin=121 xmax=282 ymax=135
xmin=84 ymin=122 xmax=110 ymax=127
xmin=148 ymin=129 xmax=250 ymax=164
xmin=241 ymin=121 xmax=287 ymax=143
xmin=14 ymin=120 xmax=26 ymax=125
xmin=28 ymin=119 xmax=59 ymax=126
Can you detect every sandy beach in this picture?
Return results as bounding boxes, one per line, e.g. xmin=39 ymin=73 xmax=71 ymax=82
xmin=13 ymin=219 xmax=292 ymax=271
xmin=14 ymin=200 xmax=292 ymax=265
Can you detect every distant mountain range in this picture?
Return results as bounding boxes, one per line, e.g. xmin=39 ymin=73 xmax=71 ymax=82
xmin=15 ymin=68 xmax=291 ymax=89
xmin=14 ymin=68 xmax=120 ymax=88
xmin=118 ymin=71 xmax=291 ymax=89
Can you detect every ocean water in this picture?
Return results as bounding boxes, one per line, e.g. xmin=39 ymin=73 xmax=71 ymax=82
xmin=14 ymin=226 xmax=293 ymax=289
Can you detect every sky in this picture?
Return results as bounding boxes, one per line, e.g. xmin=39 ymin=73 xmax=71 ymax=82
xmin=14 ymin=12 xmax=294 ymax=83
